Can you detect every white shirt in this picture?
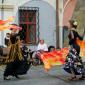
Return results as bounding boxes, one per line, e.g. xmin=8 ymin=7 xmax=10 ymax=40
xmin=37 ymin=43 xmax=48 ymax=51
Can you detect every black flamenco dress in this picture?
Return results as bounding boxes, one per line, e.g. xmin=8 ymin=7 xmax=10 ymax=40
xmin=3 ymin=33 xmax=31 ymax=78
xmin=63 ymin=30 xmax=85 ymax=75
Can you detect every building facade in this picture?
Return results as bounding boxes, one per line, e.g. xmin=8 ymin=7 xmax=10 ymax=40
xmin=0 ymin=0 xmax=57 ymax=50
xmin=0 ymin=0 xmax=84 ymax=50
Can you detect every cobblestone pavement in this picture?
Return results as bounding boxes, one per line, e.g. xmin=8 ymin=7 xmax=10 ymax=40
xmin=0 ymin=65 xmax=85 ymax=85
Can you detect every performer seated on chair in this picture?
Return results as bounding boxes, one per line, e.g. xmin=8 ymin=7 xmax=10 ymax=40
xmin=32 ymin=39 xmax=48 ymax=65
xmin=37 ymin=39 xmax=48 ymax=52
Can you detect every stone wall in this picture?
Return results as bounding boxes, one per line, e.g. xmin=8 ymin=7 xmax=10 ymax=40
xmin=72 ymin=0 xmax=85 ymax=36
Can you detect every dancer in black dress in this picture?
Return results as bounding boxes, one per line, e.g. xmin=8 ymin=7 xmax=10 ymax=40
xmin=64 ymin=20 xmax=85 ymax=80
xmin=3 ymin=25 xmax=31 ymax=80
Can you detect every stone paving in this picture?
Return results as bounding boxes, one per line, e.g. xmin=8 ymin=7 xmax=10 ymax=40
xmin=0 ymin=65 xmax=85 ymax=85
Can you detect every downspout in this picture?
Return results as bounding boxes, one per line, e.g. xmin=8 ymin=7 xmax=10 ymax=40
xmin=56 ymin=0 xmax=59 ymax=49
xmin=58 ymin=0 xmax=63 ymax=48
xmin=1 ymin=0 xmax=4 ymax=46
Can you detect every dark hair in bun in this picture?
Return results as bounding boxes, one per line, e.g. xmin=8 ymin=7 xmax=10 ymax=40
xmin=69 ymin=20 xmax=78 ymax=29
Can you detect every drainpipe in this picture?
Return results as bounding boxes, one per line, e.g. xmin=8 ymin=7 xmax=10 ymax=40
xmin=1 ymin=0 xmax=4 ymax=46
xmin=58 ymin=0 xmax=63 ymax=48
xmin=56 ymin=0 xmax=59 ymax=49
